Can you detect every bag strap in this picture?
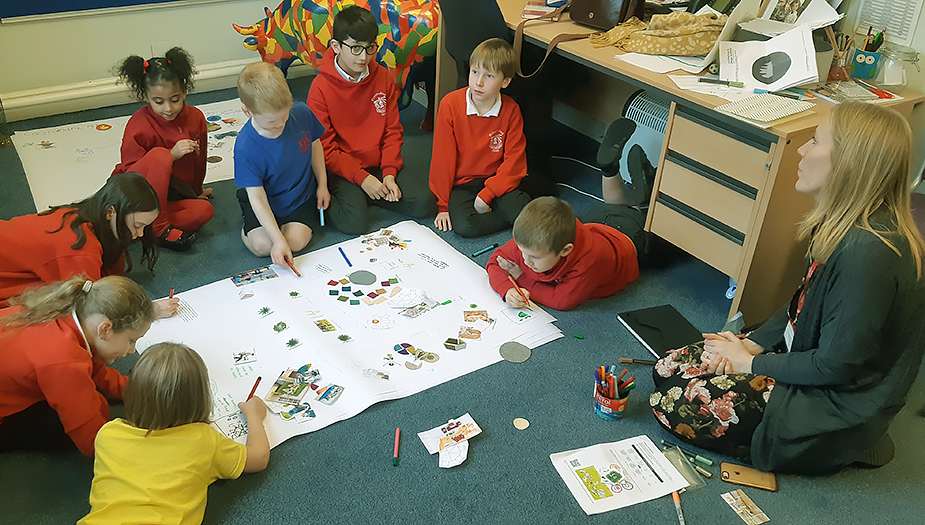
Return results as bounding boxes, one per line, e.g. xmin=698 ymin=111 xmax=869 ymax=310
xmin=513 ymin=3 xmax=594 ymax=78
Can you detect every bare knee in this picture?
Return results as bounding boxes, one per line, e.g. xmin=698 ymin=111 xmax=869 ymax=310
xmin=281 ymin=222 xmax=313 ymax=252
xmin=242 ymin=228 xmax=273 ymax=257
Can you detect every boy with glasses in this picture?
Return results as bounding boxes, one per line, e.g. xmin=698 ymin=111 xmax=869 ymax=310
xmin=307 ymin=5 xmax=435 ymax=235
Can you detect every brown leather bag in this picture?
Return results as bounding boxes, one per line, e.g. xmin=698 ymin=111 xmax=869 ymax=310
xmin=570 ymin=0 xmax=645 ymax=30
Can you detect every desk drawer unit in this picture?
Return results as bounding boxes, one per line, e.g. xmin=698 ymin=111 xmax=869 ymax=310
xmin=649 ymin=105 xmax=774 ymax=277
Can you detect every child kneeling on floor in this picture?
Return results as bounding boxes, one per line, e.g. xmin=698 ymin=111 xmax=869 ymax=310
xmin=80 ymin=342 xmax=270 ymax=524
xmin=486 ymin=197 xmax=642 ymax=311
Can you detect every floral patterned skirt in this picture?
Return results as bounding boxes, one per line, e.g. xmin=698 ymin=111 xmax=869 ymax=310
xmin=650 ymin=342 xmax=776 ymax=461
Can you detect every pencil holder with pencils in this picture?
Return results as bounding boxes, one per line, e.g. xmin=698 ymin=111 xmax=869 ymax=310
xmin=592 ymin=366 xmax=634 ymax=421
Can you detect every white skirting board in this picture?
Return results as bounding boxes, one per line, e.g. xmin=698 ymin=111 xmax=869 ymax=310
xmin=2 ymin=60 xmax=315 ymax=122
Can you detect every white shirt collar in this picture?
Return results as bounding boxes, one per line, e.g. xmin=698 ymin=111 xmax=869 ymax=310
xmin=334 ymin=55 xmax=370 ymax=83
xmin=465 ymin=88 xmax=502 ymax=117
xmin=72 ymin=310 xmax=93 ymax=357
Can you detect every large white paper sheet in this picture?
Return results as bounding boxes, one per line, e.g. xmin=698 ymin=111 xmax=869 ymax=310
xmin=137 ymin=221 xmax=562 ymax=447
xmin=550 ymin=435 xmax=689 ymax=515
xmin=11 ymin=99 xmax=245 ymax=212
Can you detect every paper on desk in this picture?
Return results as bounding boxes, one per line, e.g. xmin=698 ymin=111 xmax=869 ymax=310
xmin=550 ymin=435 xmax=688 ymax=515
xmin=719 ymin=25 xmax=818 ymax=91
xmin=417 ymin=412 xmax=482 ymax=455
xmin=748 ymin=0 xmax=841 ymax=33
xmin=614 ymin=53 xmax=682 ymax=74
xmin=668 ymin=75 xmax=763 ymax=101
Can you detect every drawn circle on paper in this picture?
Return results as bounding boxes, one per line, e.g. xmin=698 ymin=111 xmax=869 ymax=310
xmin=95 ymin=124 xmax=112 ymax=131
xmin=207 ymin=155 xmax=222 ymax=163
xmin=500 ymin=341 xmax=531 ymax=363
xmin=394 ymin=342 xmax=414 ymax=355
xmin=348 ymin=269 xmax=376 ymax=285
xmin=513 ymin=417 xmax=530 ymax=430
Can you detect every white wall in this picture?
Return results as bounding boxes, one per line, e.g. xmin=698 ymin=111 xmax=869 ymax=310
xmin=0 ymin=0 xmax=312 ymax=120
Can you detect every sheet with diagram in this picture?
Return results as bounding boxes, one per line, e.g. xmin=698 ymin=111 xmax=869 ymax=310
xmin=137 ymin=221 xmax=563 ymax=447
xmin=550 ymin=435 xmax=688 ymax=515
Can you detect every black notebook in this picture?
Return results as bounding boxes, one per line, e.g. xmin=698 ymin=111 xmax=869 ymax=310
xmin=617 ymin=305 xmax=702 ymax=359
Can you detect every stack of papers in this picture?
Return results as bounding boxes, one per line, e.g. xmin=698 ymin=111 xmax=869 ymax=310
xmin=714 ymin=93 xmax=815 ymax=127
xmin=719 ymin=25 xmax=818 ymax=91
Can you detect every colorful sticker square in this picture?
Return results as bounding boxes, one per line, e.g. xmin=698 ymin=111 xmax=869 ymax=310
xmin=376 ymin=288 xmax=386 ymax=295
xmin=353 ymin=290 xmax=364 ymax=297
xmin=327 ymin=280 xmax=339 ymax=286
xmin=339 ymin=278 xmax=349 ymax=285
xmin=381 ymin=281 xmax=391 ymax=287
xmin=329 ymin=290 xmax=339 ymax=296
xmin=342 ymin=286 xmax=351 ymax=292
xmin=350 ymin=299 xmax=360 ymax=305
xmin=337 ymin=296 xmax=348 ymax=302
xmin=389 ymin=278 xmax=398 ymax=284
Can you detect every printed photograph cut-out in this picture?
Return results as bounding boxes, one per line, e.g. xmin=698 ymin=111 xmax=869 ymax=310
xmin=314 ymin=319 xmax=336 ymax=332
xmin=232 ymin=349 xmax=256 ymax=365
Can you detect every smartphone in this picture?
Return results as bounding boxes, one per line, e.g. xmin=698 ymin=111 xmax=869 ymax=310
xmin=720 ymin=462 xmax=778 ymax=492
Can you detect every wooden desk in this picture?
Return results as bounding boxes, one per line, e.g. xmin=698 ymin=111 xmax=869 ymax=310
xmin=434 ymin=0 xmax=925 ymax=326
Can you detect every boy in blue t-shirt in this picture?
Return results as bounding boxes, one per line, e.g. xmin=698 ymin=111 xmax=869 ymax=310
xmin=234 ymin=61 xmax=330 ymax=266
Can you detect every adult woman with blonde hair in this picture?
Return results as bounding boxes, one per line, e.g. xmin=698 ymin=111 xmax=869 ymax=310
xmin=650 ymin=103 xmax=925 ymax=474
xmin=0 ymin=276 xmax=156 ymax=456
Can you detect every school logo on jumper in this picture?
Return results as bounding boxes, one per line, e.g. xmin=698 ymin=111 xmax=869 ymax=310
xmin=298 ymin=132 xmax=312 ymax=153
xmin=489 ymin=130 xmax=504 ymax=153
xmin=372 ymin=92 xmax=387 ymax=116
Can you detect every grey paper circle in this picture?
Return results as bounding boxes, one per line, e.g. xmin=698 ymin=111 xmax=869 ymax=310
xmin=500 ymin=341 xmax=531 ymax=363
xmin=348 ymin=269 xmax=377 ymax=285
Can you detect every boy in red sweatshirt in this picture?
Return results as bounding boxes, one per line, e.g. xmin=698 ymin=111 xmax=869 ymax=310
xmin=486 ymin=197 xmax=641 ymax=311
xmin=307 ymin=5 xmax=434 ymax=235
xmin=430 ymin=38 xmax=531 ymax=238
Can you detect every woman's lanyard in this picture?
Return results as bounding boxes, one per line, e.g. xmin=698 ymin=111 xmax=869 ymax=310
xmin=784 ymin=260 xmax=819 ymax=351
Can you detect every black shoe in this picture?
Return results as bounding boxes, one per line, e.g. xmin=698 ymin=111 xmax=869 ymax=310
xmin=158 ymin=226 xmax=198 ymax=252
xmin=597 ymin=118 xmax=636 ymax=175
xmin=627 ymin=144 xmax=656 ymax=206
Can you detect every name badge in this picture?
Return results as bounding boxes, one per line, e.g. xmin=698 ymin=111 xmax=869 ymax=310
xmin=784 ymin=320 xmax=795 ymax=352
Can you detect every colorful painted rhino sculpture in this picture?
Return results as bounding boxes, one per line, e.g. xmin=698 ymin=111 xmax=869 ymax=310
xmin=233 ymin=0 xmax=438 ymax=119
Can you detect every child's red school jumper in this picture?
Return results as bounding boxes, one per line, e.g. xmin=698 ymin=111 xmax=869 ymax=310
xmin=0 ymin=208 xmax=119 ymax=308
xmin=429 ymin=88 xmax=527 ymax=213
xmin=112 ymin=104 xmax=213 ymax=236
xmin=307 ymin=48 xmax=404 ymax=184
xmin=486 ymin=219 xmax=639 ymax=311
xmin=0 ymin=309 xmax=127 ymax=456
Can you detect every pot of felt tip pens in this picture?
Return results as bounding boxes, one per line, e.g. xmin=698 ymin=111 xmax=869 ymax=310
xmin=593 ymin=365 xmax=635 ymax=420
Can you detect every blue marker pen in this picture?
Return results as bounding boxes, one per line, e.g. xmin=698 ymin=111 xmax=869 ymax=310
xmin=319 ymin=208 xmax=325 ymax=227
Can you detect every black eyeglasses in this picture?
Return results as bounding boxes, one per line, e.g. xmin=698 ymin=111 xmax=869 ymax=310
xmin=336 ymin=40 xmax=379 ymax=56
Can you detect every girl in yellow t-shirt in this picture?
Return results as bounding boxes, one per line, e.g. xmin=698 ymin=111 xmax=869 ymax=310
xmin=80 ymin=342 xmax=270 ymax=524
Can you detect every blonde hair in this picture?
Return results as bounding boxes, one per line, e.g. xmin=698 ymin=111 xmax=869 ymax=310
xmin=124 ymin=342 xmax=212 ymax=433
xmin=513 ymin=197 xmax=576 ymax=253
xmin=237 ymin=61 xmax=293 ymax=114
xmin=797 ymin=103 xmax=925 ymax=276
xmin=2 ymin=276 xmax=155 ymax=331
xmin=470 ymin=38 xmax=517 ymax=80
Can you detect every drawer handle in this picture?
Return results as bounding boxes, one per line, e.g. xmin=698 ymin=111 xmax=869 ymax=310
xmin=667 ymin=151 xmax=758 ymax=199
xmin=657 ymin=194 xmax=745 ymax=246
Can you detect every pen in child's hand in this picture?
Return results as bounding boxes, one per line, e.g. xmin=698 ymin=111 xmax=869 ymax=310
xmin=284 ymin=257 xmax=301 ymax=278
xmin=506 ymin=275 xmax=530 ymax=306
xmin=246 ymin=376 xmax=261 ymax=401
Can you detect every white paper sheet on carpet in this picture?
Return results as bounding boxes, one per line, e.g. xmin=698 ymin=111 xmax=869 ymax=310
xmin=136 ymin=221 xmax=563 ymax=448
xmin=12 ymin=99 xmax=245 ymax=212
